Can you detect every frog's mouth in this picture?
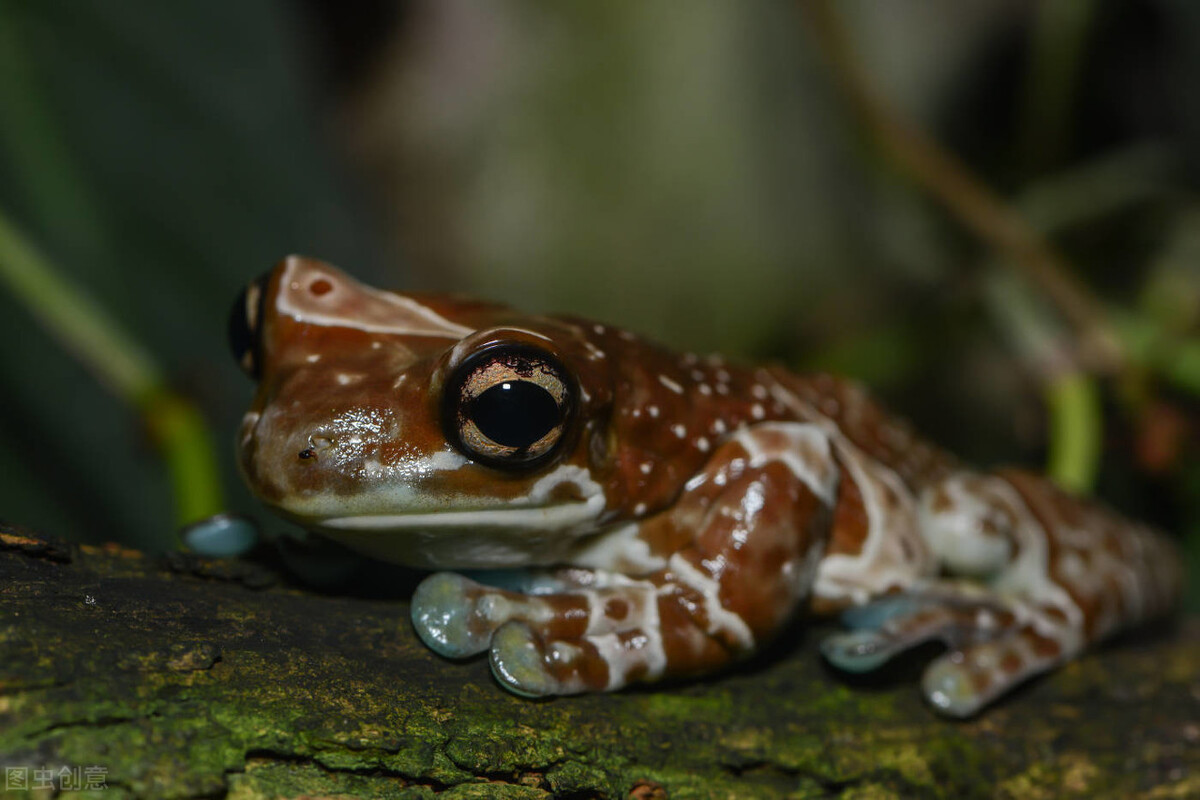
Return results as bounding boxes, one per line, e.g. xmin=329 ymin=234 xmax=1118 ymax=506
xmin=267 ymin=463 xmax=610 ymax=569
xmin=316 ymin=497 xmax=606 ymax=532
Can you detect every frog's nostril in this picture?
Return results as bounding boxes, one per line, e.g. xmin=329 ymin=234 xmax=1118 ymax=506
xmin=300 ymin=434 xmax=335 ymax=461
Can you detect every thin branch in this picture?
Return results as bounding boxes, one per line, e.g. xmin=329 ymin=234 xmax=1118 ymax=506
xmin=800 ymin=0 xmax=1124 ymax=374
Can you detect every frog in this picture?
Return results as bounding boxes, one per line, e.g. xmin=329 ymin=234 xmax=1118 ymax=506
xmin=231 ymin=255 xmax=1183 ymax=717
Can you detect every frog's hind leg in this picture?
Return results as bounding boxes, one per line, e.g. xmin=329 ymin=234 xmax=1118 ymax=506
xmin=823 ymin=584 xmax=1076 ymax=716
xmin=823 ymin=468 xmax=1180 ymax=717
xmin=822 ymin=583 xmax=1011 ymax=672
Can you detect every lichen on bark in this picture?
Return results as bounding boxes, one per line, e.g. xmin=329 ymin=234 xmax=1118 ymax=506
xmin=1 ymin=527 xmax=1197 ymax=799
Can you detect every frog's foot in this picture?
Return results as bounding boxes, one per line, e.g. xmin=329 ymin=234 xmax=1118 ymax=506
xmin=413 ymin=571 xmax=674 ymax=695
xmin=488 ymin=620 xmax=665 ymax=697
xmin=822 ymin=589 xmax=1078 ymax=717
xmin=411 ymin=570 xmax=627 ymax=661
xmin=919 ymin=627 xmax=1070 ymax=717
xmin=411 ymin=572 xmax=551 ymax=658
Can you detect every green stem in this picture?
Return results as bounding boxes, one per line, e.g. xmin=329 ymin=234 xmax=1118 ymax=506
xmin=1046 ymin=371 xmax=1103 ymax=493
xmin=0 ymin=209 xmax=223 ymax=526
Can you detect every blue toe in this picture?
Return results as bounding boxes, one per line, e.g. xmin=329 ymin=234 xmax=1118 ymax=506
xmin=411 ymin=572 xmax=489 ymax=658
xmin=820 ymin=630 xmax=897 ymax=673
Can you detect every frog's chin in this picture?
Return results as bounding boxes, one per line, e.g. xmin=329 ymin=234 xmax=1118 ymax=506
xmin=296 ymin=502 xmax=608 ymax=569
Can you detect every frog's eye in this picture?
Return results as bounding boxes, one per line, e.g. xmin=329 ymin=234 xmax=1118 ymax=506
xmin=443 ymin=344 xmax=575 ymax=470
xmin=229 ymin=273 xmax=269 ymax=379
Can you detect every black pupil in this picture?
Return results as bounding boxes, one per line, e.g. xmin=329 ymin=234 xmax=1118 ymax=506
xmin=469 ymin=381 xmax=559 ymax=449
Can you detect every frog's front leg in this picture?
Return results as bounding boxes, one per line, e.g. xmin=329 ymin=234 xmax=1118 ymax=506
xmin=411 ymin=422 xmax=839 ymax=695
xmin=822 ymin=469 xmax=1182 ymax=717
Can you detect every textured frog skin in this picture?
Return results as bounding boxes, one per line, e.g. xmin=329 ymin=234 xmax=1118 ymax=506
xmin=234 ymin=256 xmax=1183 ymax=716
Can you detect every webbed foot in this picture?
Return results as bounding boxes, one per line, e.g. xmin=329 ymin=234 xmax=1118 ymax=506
xmin=821 ymin=587 xmax=1077 ymax=717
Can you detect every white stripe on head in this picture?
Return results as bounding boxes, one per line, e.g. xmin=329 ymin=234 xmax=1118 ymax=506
xmin=277 ymin=256 xmax=474 ymax=338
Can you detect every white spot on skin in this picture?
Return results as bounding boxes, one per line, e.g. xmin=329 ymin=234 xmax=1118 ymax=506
xmin=550 ymin=641 xmax=583 ymax=663
xmin=634 ymin=503 xmax=647 ymax=516
xmin=640 ymin=462 xmax=653 ymax=475
xmin=672 ymin=424 xmax=687 ymax=439
xmin=659 ymin=375 xmax=684 ymax=394
xmin=697 ymin=437 xmax=710 ymax=452
xmin=361 ymin=457 xmax=384 ymax=479
xmin=424 ymin=450 xmax=470 ymax=472
xmin=371 ymin=341 xmax=382 ymax=350
xmin=711 ymin=419 xmax=727 ymax=435
xmin=619 ymin=330 xmax=637 ymax=341
xmin=716 ymin=384 xmax=730 ymax=395
xmin=336 ymin=373 xmax=363 ymax=386
xmin=648 ymin=406 xmax=660 ymax=419
xmin=698 ymin=384 xmax=712 ymax=396
xmin=691 ymin=369 xmax=706 ymax=382
xmin=751 ymin=404 xmax=765 ymax=420
xmin=751 ymin=385 xmax=768 ymax=400
xmin=593 ymin=324 xmax=606 ymax=335
xmin=306 ymin=354 xmax=321 ymax=363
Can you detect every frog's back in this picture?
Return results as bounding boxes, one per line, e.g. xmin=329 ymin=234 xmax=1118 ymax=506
xmin=761 ymin=367 xmax=958 ymax=491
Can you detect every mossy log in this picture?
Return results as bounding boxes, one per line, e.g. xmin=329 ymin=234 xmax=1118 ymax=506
xmin=2 ymin=526 xmax=1197 ymax=799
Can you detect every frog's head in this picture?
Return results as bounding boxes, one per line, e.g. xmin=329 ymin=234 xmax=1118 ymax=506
xmin=231 ymin=256 xmax=619 ymax=568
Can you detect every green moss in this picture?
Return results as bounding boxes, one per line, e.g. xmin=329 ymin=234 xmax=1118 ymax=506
xmin=2 ymin=538 xmax=1197 ymax=799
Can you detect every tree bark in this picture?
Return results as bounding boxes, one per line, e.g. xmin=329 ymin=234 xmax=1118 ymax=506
xmin=2 ymin=526 xmax=1197 ymax=799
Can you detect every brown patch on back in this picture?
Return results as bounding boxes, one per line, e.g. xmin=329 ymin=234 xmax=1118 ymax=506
xmin=605 ymin=597 xmax=630 ymax=622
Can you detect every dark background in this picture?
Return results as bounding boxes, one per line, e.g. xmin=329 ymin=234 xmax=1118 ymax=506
xmin=1 ymin=0 xmax=1196 ymax=610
